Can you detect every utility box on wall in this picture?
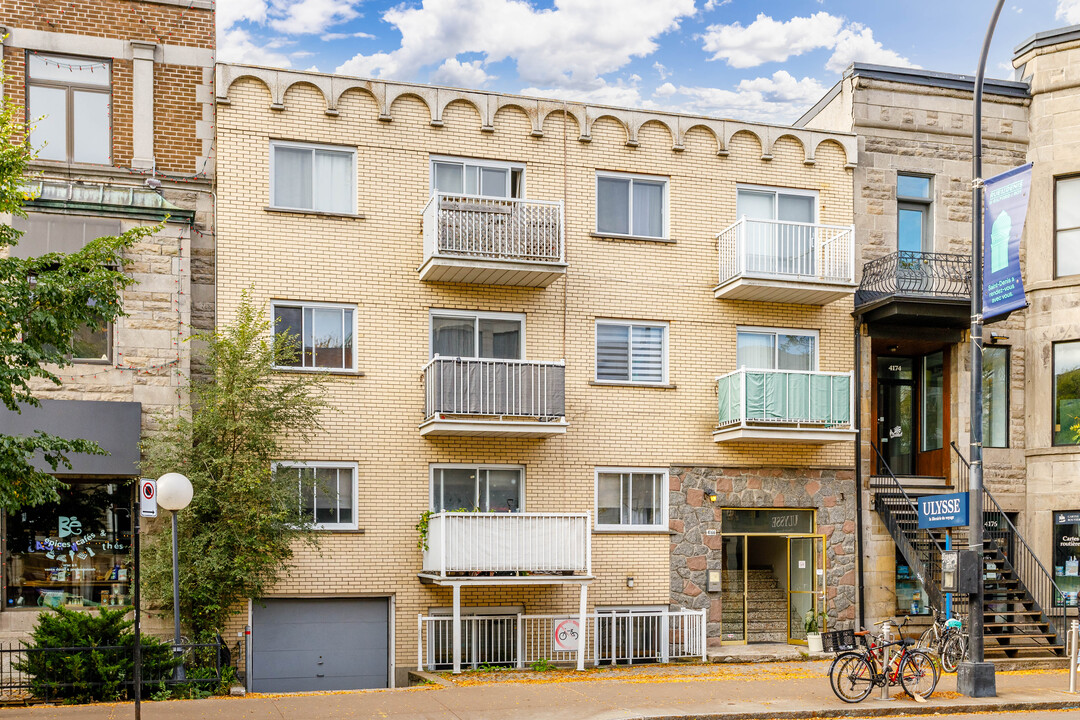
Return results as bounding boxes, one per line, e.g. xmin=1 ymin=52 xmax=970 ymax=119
xmin=706 ymin=569 xmax=722 ymax=593
xmin=941 ymin=550 xmax=981 ymax=594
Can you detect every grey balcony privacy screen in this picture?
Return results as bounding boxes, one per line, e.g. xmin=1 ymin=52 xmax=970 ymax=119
xmin=425 ymin=357 xmax=565 ymax=419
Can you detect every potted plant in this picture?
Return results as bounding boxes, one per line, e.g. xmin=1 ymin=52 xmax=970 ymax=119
xmin=804 ymin=608 xmax=827 ymax=653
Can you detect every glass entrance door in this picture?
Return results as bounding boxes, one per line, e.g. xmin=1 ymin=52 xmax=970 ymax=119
xmin=720 ymin=535 xmax=746 ymax=644
xmin=787 ymin=535 xmax=826 ymax=645
xmin=877 ymin=358 xmax=915 ymax=475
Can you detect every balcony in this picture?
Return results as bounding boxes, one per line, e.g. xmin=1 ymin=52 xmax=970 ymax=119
xmin=421 ymin=357 xmax=568 ymax=437
xmin=714 ymin=218 xmax=856 ymax=305
xmin=421 ymin=512 xmax=591 ymax=578
xmin=419 ymin=193 xmax=566 ymax=287
xmin=854 ymin=251 xmax=971 ymax=328
xmin=714 ymin=369 xmax=855 ymax=444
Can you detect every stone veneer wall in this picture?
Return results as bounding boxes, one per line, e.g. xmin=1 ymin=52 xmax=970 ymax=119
xmin=669 ymin=466 xmax=858 ymax=643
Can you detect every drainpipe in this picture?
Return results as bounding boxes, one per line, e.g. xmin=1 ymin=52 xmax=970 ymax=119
xmin=854 ymin=322 xmax=865 ymax=630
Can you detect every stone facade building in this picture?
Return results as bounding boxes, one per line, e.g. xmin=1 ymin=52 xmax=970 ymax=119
xmin=0 ymin=0 xmax=214 ymax=640
xmin=214 ymin=62 xmax=860 ymax=689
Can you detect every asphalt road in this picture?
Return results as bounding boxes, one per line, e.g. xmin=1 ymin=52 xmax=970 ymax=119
xmin=806 ymin=712 xmax=1080 ymax=720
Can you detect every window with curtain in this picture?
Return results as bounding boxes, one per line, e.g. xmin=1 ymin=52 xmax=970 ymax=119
xmin=921 ymin=351 xmax=944 ymax=451
xmin=897 ymin=174 xmax=933 ymax=254
xmin=735 ymin=328 xmax=817 ymax=371
xmin=431 ymin=466 xmax=523 ymax=512
xmin=431 ymin=157 xmax=523 ymax=198
xmin=272 ymin=302 xmax=356 ymax=371
xmin=1053 ymin=341 xmax=1080 ymax=446
xmin=595 ymin=320 xmax=667 ymax=384
xmin=275 ymin=463 xmax=357 ymax=531
xmin=271 ymin=142 xmax=355 ymax=213
xmin=735 ymin=187 xmax=816 ymax=274
xmin=983 ymin=346 xmax=1009 ymax=448
xmin=430 ymin=312 xmax=523 ymax=359
xmin=27 ymin=52 xmax=111 ymax=164
xmin=595 ymin=469 xmax=666 ymax=529
xmin=596 ymin=173 xmax=667 ymax=238
xmin=1055 ymin=176 xmax=1080 ymax=277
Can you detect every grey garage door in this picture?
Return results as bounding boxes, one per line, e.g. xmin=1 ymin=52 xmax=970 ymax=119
xmin=251 ymin=598 xmax=389 ymax=692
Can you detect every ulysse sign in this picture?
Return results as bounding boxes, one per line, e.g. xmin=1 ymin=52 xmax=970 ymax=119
xmin=918 ymin=492 xmax=969 ymax=529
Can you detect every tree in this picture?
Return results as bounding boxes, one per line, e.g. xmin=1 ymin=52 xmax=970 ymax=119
xmin=0 ymin=82 xmax=155 ymax=512
xmin=140 ymin=292 xmax=327 ymax=637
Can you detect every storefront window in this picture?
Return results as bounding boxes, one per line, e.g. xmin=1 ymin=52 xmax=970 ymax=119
xmin=896 ymin=548 xmax=930 ymax=616
xmin=1053 ymin=341 xmax=1080 ymax=445
xmin=721 ymin=508 xmax=815 ymax=534
xmin=4 ymin=482 xmax=131 ymax=609
xmin=1054 ymin=511 xmax=1080 ymax=607
xmin=983 ymin=346 xmax=1009 ymax=448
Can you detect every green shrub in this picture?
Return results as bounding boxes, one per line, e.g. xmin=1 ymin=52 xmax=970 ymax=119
xmin=14 ymin=606 xmax=178 ymax=704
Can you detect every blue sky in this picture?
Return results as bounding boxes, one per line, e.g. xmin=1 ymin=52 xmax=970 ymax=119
xmin=218 ymin=1 xmax=1079 ymax=123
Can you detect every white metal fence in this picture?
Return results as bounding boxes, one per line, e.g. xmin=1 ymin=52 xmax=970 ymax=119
xmin=422 ymin=512 xmax=591 ymax=576
xmin=716 ymin=368 xmax=854 ymax=429
xmin=422 ymin=193 xmax=564 ymax=264
xmin=423 ymin=356 xmax=566 ymax=420
xmin=717 ymin=217 xmax=854 ymax=286
xmin=417 ymin=608 xmax=707 ymax=671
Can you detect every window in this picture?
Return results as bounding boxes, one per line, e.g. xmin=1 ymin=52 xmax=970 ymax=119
xmin=1053 ymin=341 xmax=1080 ymax=445
xmin=595 ymin=320 xmax=667 ymax=384
xmin=270 ymin=141 xmax=355 ymax=214
xmin=431 ymin=156 xmax=523 ymax=198
xmin=897 ymin=174 xmax=933 ymax=253
xmin=430 ymin=310 xmax=524 ymax=359
xmin=272 ymin=301 xmax=356 ymax=371
xmin=735 ymin=327 xmax=817 ymax=371
xmin=275 ymin=462 xmax=357 ymax=530
xmin=983 ymin=346 xmax=1009 ymax=448
xmin=1053 ymin=511 xmax=1080 ymax=607
xmin=895 ymin=547 xmax=931 ymax=616
xmin=27 ymin=53 xmax=111 ymax=165
xmin=430 ymin=465 xmax=523 ymax=512
xmin=1055 ymin=176 xmax=1080 ymax=277
xmin=595 ymin=468 xmax=667 ymax=530
xmin=921 ymin=351 xmax=944 ymax=452
xmin=596 ymin=172 xmax=667 ymax=239
xmin=735 ymin=186 xmax=816 ymax=224
xmin=70 ymin=319 xmax=111 ymax=363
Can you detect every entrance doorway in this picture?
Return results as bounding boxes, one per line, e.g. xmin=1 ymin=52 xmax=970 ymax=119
xmin=877 ymin=357 xmax=915 ymax=474
xmin=872 ymin=345 xmax=950 ymax=479
xmin=719 ymin=509 xmax=825 ymax=645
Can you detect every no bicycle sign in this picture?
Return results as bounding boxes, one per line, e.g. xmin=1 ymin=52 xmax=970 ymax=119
xmin=553 ymin=618 xmax=580 ymax=652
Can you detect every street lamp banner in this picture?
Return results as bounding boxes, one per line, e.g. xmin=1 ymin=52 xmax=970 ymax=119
xmin=983 ymin=162 xmax=1032 ymax=321
xmin=918 ymin=492 xmax=970 ymax=529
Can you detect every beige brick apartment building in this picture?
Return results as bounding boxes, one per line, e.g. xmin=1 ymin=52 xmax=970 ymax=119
xmin=0 ymin=0 xmax=214 ymax=640
xmin=215 ymin=63 xmax=860 ymax=689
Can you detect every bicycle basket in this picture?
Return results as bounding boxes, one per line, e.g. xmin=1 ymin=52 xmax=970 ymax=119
xmin=821 ymin=629 xmax=856 ymax=653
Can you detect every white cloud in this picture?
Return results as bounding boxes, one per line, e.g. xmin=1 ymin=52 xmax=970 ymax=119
xmin=218 ymin=1 xmax=268 ymax=30
xmin=703 ymin=0 xmax=731 ymax=9
xmin=216 ymin=27 xmax=293 ymax=67
xmin=321 ymin=31 xmax=375 ymax=40
xmin=700 ymin=11 xmax=914 ymax=73
xmin=521 ymin=77 xmax=655 ymax=109
xmin=661 ymin=70 xmax=827 ymax=123
xmin=654 ymin=81 xmax=677 ymax=97
xmin=268 ymin=0 xmax=361 ymax=35
xmin=336 ymin=0 xmax=697 ymax=89
xmin=653 ymin=61 xmax=670 ymax=80
xmin=1058 ymin=0 xmax=1080 ymax=23
xmin=431 ymin=58 xmax=495 ymax=87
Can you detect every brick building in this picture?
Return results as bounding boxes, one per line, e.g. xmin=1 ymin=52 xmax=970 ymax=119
xmin=0 ymin=0 xmax=214 ymax=641
xmin=215 ymin=63 xmax=860 ymax=690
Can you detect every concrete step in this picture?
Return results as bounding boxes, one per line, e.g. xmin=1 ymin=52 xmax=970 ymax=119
xmin=747 ymin=631 xmax=787 ymax=643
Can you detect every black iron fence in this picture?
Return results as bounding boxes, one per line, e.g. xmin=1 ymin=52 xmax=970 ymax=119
xmin=855 ymin=251 xmax=972 ymax=307
xmin=0 ymin=640 xmax=226 ymax=705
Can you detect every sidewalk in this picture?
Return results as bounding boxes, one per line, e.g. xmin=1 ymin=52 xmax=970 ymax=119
xmin=1 ymin=661 xmax=1077 ymax=720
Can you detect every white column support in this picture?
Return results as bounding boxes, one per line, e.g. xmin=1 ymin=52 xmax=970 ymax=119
xmin=576 ymin=584 xmax=588 ymax=671
xmin=660 ymin=608 xmax=670 ymax=664
xmin=452 ymin=583 xmax=462 ymax=675
xmin=130 ymin=41 xmax=157 ymax=170
xmin=417 ymin=614 xmax=424 ymax=672
xmin=516 ymin=613 xmax=524 ymax=669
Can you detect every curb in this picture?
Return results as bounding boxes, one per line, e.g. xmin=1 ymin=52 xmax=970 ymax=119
xmin=641 ymin=698 xmax=1080 ymax=720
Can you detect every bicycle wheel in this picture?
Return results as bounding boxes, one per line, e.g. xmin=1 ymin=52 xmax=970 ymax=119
xmin=916 ymin=626 xmax=935 ymax=651
xmin=830 ymin=652 xmax=875 ymax=703
xmin=940 ymin=633 xmax=966 ymax=674
xmin=899 ymin=650 xmax=939 ymax=699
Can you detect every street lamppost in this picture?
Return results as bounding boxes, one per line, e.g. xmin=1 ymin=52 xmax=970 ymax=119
xmin=156 ymin=472 xmax=193 ymax=681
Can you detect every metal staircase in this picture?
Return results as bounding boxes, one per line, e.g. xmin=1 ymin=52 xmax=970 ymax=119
xmin=870 ymin=442 xmax=1065 ymax=657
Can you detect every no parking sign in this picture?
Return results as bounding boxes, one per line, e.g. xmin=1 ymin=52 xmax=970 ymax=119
xmin=139 ymin=478 xmax=158 ymax=518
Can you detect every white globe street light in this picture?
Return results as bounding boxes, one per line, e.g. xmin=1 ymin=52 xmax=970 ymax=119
xmin=156 ymin=472 xmax=192 ymax=680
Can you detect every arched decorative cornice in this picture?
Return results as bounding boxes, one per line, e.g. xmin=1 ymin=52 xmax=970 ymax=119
xmin=216 ymin=64 xmax=858 ymax=166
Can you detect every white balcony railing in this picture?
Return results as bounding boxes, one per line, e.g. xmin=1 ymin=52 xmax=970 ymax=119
xmin=717 ymin=217 xmax=855 ymax=287
xmin=716 ymin=368 xmax=854 ymax=430
xmin=423 ymin=193 xmax=564 ymax=264
xmin=421 ymin=512 xmax=591 ymax=576
xmin=423 ymin=356 xmax=565 ymax=421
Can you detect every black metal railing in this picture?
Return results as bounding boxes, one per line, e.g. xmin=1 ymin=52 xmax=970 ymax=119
xmin=869 ymin=442 xmax=947 ymax=614
xmin=951 ymin=443 xmax=1066 ymax=641
xmin=0 ymin=640 xmax=225 ymax=705
xmin=855 ymin=251 xmax=972 ymax=307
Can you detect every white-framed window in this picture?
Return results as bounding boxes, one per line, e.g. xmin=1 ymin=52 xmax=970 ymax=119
xmin=27 ymin=52 xmax=112 ymax=164
xmin=430 ymin=309 xmax=525 ymax=360
xmin=735 ymin=326 xmax=818 ymax=371
xmin=271 ymin=301 xmax=357 ymax=372
xmin=430 ymin=155 xmax=524 ymax=199
xmin=270 ymin=140 xmax=356 ymax=214
xmin=735 ymin=184 xmax=817 ymax=224
xmin=596 ymin=171 xmax=668 ymax=239
xmin=430 ymin=464 xmax=524 ymax=513
xmin=274 ymin=461 xmax=358 ymax=531
xmin=595 ymin=319 xmax=668 ymax=384
xmin=595 ymin=468 xmax=668 ymax=531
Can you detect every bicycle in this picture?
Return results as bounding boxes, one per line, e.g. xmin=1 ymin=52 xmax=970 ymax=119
xmin=917 ymin=606 xmax=967 ymax=673
xmin=828 ymin=617 xmax=939 ymax=703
